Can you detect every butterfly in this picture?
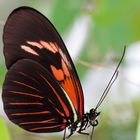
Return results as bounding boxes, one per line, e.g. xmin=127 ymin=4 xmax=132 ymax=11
xmin=2 ymin=6 xmax=125 ymax=140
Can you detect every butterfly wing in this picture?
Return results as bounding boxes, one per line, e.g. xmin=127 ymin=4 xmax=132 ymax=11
xmin=3 ymin=7 xmax=84 ymax=118
xmin=2 ymin=59 xmax=78 ymax=132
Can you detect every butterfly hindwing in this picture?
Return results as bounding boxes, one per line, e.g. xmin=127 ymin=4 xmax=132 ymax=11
xmin=3 ymin=7 xmax=84 ymax=118
xmin=2 ymin=59 xmax=77 ymax=132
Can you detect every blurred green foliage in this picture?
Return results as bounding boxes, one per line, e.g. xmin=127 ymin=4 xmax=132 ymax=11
xmin=50 ymin=0 xmax=85 ymax=33
xmin=0 ymin=63 xmax=6 ymax=85
xmin=136 ymin=115 xmax=140 ymax=140
xmin=0 ymin=117 xmax=11 ymax=140
xmin=93 ymin=0 xmax=140 ymax=52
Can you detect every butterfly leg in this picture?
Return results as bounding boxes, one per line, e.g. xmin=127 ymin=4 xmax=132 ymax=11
xmin=78 ymin=130 xmax=89 ymax=135
xmin=64 ymin=124 xmax=76 ymax=140
xmin=63 ymin=128 xmax=67 ymax=140
xmin=77 ymin=122 xmax=89 ymax=135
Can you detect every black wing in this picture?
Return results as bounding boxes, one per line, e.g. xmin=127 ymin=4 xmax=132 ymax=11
xmin=2 ymin=59 xmax=76 ymax=132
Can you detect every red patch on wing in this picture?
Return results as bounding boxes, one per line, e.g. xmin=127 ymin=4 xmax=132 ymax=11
xmin=50 ymin=65 xmax=64 ymax=81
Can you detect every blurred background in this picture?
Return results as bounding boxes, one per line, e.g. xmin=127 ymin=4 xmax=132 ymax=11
xmin=0 ymin=0 xmax=140 ymax=140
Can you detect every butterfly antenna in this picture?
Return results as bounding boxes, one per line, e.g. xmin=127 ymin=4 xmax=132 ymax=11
xmin=95 ymin=46 xmax=126 ymax=110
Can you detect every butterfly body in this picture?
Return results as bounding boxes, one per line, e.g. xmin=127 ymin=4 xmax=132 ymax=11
xmin=68 ymin=109 xmax=100 ymax=137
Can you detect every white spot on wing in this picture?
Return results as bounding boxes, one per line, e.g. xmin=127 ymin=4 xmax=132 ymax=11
xmin=21 ymin=45 xmax=39 ymax=56
xmin=40 ymin=41 xmax=58 ymax=53
xmin=27 ymin=41 xmax=43 ymax=49
xmin=25 ymin=41 xmax=59 ymax=54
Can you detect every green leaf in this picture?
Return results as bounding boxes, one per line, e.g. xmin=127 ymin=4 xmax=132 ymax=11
xmin=0 ymin=117 xmax=11 ymax=140
xmin=136 ymin=114 xmax=140 ymax=140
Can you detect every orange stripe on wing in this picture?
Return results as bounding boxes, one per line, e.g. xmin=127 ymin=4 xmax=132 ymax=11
xmin=50 ymin=65 xmax=64 ymax=81
xmin=61 ymin=59 xmax=70 ymax=77
xmin=48 ymin=99 xmax=64 ymax=117
xmin=40 ymin=41 xmax=58 ymax=53
xmin=18 ymin=72 xmax=40 ymax=84
xmin=76 ymin=78 xmax=84 ymax=117
xmin=12 ymin=80 xmax=40 ymax=92
xmin=58 ymin=47 xmax=69 ymax=66
xmin=8 ymin=102 xmax=43 ymax=105
xmin=21 ymin=45 xmax=39 ymax=56
xmin=19 ymin=118 xmax=55 ymax=125
xmin=11 ymin=111 xmax=50 ymax=116
xmin=61 ymin=77 xmax=78 ymax=112
xmin=27 ymin=41 xmax=43 ymax=49
xmin=40 ymin=74 xmax=69 ymax=117
xmin=9 ymin=91 xmax=44 ymax=99
xmin=50 ymin=42 xmax=58 ymax=52
xmin=30 ymin=124 xmax=66 ymax=131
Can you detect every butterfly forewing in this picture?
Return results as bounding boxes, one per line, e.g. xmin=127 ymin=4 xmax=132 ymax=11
xmin=3 ymin=7 xmax=84 ymax=119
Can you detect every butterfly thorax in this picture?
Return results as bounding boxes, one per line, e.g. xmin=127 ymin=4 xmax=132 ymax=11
xmin=66 ymin=108 xmax=100 ymax=138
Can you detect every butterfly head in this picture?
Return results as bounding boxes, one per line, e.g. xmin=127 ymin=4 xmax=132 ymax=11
xmin=88 ymin=108 xmax=100 ymax=126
